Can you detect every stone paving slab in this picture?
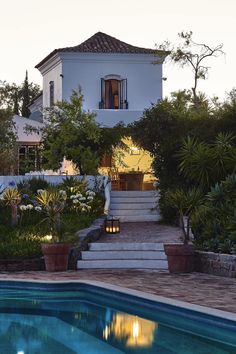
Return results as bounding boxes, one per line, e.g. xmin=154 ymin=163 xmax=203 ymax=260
xmin=1 ymin=270 xmax=236 ymax=314
xmin=98 ymin=222 xmax=183 ymax=243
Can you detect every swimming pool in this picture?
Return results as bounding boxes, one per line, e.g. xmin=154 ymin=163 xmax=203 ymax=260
xmin=0 ymin=280 xmax=235 ymax=353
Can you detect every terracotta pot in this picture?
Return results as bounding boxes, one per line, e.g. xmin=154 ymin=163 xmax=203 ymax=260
xmin=164 ymin=244 xmax=195 ymax=273
xmin=41 ymin=243 xmax=71 ymax=272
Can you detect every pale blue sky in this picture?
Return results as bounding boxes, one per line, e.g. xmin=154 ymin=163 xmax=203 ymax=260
xmin=1 ymin=0 xmax=235 ymax=100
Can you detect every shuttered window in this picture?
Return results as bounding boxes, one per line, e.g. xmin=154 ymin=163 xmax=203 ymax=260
xmin=99 ymin=78 xmax=128 ymax=109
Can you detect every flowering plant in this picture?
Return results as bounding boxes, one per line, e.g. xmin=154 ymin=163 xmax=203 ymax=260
xmin=35 ymin=189 xmax=67 ymax=242
xmin=70 ymin=189 xmax=95 ymax=213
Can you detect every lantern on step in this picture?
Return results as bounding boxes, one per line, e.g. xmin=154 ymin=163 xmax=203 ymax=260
xmin=104 ymin=217 xmax=120 ymax=234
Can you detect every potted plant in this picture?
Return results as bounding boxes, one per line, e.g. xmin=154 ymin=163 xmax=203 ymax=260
xmin=164 ymin=188 xmax=203 ymax=273
xmin=36 ymin=189 xmax=71 ymax=272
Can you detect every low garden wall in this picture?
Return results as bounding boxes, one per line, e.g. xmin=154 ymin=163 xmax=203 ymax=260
xmin=195 ymin=251 xmax=236 ymax=278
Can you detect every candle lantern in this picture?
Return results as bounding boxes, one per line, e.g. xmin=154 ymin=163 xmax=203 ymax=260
xmin=104 ymin=217 xmax=120 ymax=234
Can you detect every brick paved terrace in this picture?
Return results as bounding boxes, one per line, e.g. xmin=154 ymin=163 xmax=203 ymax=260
xmin=1 ymin=270 xmax=236 ymax=314
xmin=1 ymin=222 xmax=236 ymax=315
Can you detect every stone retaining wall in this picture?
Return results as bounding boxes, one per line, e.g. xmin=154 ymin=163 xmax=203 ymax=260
xmin=195 ymin=251 xmax=236 ymax=278
xmin=0 ymin=257 xmax=45 ymax=272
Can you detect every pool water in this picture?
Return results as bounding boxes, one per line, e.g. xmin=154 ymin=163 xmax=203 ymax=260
xmin=0 ymin=282 xmax=235 ymax=354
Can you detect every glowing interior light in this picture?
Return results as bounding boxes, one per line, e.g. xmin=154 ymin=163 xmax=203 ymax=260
xmin=132 ymin=319 xmax=140 ymax=338
xmin=103 ymin=325 xmax=109 ymax=340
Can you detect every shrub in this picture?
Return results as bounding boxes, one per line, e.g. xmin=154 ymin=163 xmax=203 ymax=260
xmin=192 ymin=174 xmax=236 ymax=253
xmin=17 ymin=177 xmax=50 ymax=195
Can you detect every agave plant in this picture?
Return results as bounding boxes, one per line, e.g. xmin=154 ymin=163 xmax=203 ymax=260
xmin=36 ymin=189 xmax=67 ymax=242
xmin=1 ymin=187 xmax=21 ymax=227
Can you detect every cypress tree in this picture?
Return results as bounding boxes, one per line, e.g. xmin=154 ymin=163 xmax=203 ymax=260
xmin=21 ymin=70 xmax=30 ymax=117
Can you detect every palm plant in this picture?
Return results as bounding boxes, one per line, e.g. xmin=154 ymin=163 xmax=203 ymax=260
xmin=36 ymin=189 xmax=67 ymax=242
xmin=1 ymin=187 xmax=21 ymax=227
xmin=165 ymin=187 xmax=204 ymax=243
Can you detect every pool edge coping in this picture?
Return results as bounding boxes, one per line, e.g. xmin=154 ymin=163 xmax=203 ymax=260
xmin=0 ymin=278 xmax=236 ymax=322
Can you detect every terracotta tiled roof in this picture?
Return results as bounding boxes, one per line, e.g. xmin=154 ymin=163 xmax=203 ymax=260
xmin=35 ymin=32 xmax=161 ymax=68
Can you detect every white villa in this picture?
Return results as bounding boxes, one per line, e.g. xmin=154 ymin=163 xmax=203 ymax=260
xmin=15 ymin=32 xmax=167 ymax=189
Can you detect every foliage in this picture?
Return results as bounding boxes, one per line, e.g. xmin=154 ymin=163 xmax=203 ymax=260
xmin=0 ymin=77 xmax=41 ymax=116
xmin=0 ymin=178 xmax=104 ymax=258
xmin=156 ymin=31 xmax=224 ymax=108
xmin=192 ymin=174 xmax=236 ymax=253
xmin=17 ymin=177 xmax=50 ymax=196
xmin=36 ymin=90 xmax=127 ymax=175
xmin=130 ymin=90 xmax=236 ymax=221
xmin=0 ymin=109 xmax=17 ymax=174
xmin=164 ymin=188 xmax=204 ymax=242
xmin=21 ymin=71 xmax=31 ymax=117
xmin=178 ymin=133 xmax=236 ymax=191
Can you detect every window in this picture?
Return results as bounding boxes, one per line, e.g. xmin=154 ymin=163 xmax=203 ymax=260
xmin=18 ymin=145 xmax=41 ymax=175
xmin=99 ymin=76 xmax=128 ymax=109
xmin=49 ymin=81 xmax=54 ymax=107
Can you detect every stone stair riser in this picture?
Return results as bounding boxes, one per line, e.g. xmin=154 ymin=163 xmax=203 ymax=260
xmin=110 ymin=203 xmax=156 ymax=210
xmin=89 ymin=242 xmax=165 ymax=251
xmin=81 ymin=250 xmax=167 ymax=260
xmin=77 ymin=260 xmax=168 ymax=269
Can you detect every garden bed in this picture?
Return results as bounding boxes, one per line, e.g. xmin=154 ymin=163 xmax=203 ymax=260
xmin=0 ymin=217 xmax=104 ymax=272
xmin=195 ymin=251 xmax=236 ymax=278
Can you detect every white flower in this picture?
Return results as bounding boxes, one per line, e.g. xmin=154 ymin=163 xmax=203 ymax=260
xmin=79 ymin=197 xmax=86 ymax=201
xmin=19 ymin=205 xmax=27 ymax=211
xmin=86 ymin=190 xmax=95 ymax=196
xmin=35 ymin=206 xmax=42 ymax=212
xmin=76 ymin=193 xmax=83 ymax=198
xmin=37 ymin=189 xmax=44 ymax=194
xmin=26 ymin=204 xmax=34 ymax=210
xmin=73 ymin=199 xmax=79 ymax=204
xmin=59 ymin=190 xmax=67 ymax=197
xmin=87 ymin=196 xmax=94 ymax=200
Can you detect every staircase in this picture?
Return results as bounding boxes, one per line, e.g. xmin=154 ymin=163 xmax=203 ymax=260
xmin=109 ymin=190 xmax=161 ymax=222
xmin=77 ymin=242 xmax=168 ymax=269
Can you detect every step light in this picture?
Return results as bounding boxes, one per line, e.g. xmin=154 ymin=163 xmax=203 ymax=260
xmin=104 ymin=216 xmax=120 ymax=234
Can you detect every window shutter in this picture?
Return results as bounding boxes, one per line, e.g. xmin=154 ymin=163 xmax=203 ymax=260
xmin=121 ymin=79 xmax=128 ymax=109
xmin=99 ymin=78 xmax=105 ymax=109
xmin=49 ymin=81 xmax=54 ymax=107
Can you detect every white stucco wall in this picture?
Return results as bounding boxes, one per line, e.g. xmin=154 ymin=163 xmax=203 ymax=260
xmin=28 ymin=94 xmax=43 ymax=114
xmin=61 ymin=53 xmax=162 ymax=111
xmin=37 ymin=52 xmax=163 ymax=126
xmin=13 ymin=115 xmax=42 ymax=143
xmin=38 ymin=55 xmax=63 ymax=108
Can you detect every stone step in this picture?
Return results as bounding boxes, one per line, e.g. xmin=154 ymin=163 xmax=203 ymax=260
xmin=111 ymin=191 xmax=157 ymax=198
xmin=111 ymin=197 xmax=157 ymax=203
xmin=109 ymin=209 xmax=157 ymax=216
xmin=81 ymin=250 xmax=167 ymax=260
xmin=110 ymin=202 xmax=156 ymax=210
xmin=89 ymin=242 xmax=165 ymax=251
xmin=117 ymin=215 xmax=161 ymax=222
xmin=77 ymin=259 xmax=168 ymax=269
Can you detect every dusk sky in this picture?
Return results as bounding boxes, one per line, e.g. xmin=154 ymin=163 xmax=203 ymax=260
xmin=1 ymin=0 xmax=235 ymax=100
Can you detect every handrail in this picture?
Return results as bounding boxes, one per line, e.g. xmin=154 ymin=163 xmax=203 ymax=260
xmin=103 ymin=176 xmax=111 ymax=215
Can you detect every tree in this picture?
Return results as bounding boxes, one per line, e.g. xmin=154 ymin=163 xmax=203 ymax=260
xmin=21 ymin=71 xmax=31 ymax=117
xmin=39 ymin=91 xmax=127 ymax=175
xmin=0 ymin=75 xmax=41 ymax=116
xmin=157 ymin=31 xmax=224 ymax=108
xmin=130 ymin=91 xmax=236 ymax=222
xmin=0 ymin=109 xmax=17 ymax=175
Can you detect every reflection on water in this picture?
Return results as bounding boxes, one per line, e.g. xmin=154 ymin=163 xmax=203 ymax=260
xmin=103 ymin=313 xmax=157 ymax=347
